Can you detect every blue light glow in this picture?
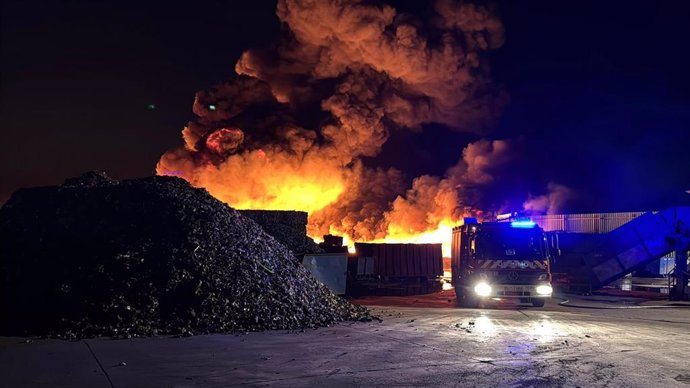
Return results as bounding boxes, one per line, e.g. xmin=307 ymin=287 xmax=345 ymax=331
xmin=511 ymin=220 xmax=536 ymax=228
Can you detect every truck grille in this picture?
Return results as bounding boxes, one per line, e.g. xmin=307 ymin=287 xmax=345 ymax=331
xmin=492 ymin=271 xmax=545 ymax=285
xmin=498 ymin=290 xmax=531 ymax=296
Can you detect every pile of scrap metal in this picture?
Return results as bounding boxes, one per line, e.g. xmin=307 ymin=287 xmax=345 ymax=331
xmin=0 ymin=172 xmax=372 ymax=339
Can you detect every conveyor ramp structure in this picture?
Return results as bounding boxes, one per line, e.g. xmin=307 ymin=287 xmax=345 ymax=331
xmin=570 ymin=207 xmax=690 ymax=291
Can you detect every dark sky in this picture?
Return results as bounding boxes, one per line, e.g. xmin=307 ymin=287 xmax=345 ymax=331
xmin=2 ymin=0 xmax=689 ymax=211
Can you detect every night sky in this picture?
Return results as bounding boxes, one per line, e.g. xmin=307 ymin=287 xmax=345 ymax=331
xmin=2 ymin=0 xmax=689 ymax=212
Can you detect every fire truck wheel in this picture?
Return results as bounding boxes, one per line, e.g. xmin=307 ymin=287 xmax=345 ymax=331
xmin=531 ymin=298 xmax=546 ymax=307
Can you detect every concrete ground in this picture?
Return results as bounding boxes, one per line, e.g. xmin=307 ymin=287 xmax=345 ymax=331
xmin=2 ymin=295 xmax=690 ymax=387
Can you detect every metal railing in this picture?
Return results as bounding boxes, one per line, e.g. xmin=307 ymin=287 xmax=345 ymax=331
xmin=667 ymin=266 xmax=674 ymax=291
xmin=667 ymin=266 xmax=690 ymax=299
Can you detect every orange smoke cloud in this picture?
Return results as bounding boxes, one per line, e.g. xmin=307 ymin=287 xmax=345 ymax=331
xmin=157 ymin=0 xmax=508 ymax=255
xmin=309 ymin=139 xmax=517 ymax=255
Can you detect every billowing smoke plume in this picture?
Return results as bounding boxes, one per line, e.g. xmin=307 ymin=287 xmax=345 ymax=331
xmin=373 ymin=139 xmax=516 ymax=238
xmin=523 ymin=182 xmax=574 ymax=215
xmin=158 ymin=0 xmax=509 ymax=247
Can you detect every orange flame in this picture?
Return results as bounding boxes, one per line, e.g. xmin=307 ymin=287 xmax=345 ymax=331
xmin=158 ymin=151 xmax=458 ymax=256
xmin=324 ymin=221 xmax=456 ymax=257
xmin=210 ymin=157 xmax=339 ymax=214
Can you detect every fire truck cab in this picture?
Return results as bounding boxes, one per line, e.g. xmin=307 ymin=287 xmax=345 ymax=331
xmin=451 ymin=218 xmax=553 ymax=307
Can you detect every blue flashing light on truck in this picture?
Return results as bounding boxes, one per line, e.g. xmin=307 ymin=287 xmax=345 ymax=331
xmin=451 ymin=217 xmax=553 ymax=307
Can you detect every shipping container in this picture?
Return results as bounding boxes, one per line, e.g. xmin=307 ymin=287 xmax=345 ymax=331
xmin=354 ymin=243 xmax=443 ymax=279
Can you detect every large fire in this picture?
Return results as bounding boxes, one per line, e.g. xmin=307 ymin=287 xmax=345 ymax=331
xmin=186 ymin=149 xmax=347 ymax=214
xmin=313 ymin=220 xmax=457 ymax=257
xmin=372 ymin=221 xmax=456 ymax=258
xmin=159 ymin=145 xmax=463 ymax=256
xmin=157 ymin=0 xmax=510 ymax=256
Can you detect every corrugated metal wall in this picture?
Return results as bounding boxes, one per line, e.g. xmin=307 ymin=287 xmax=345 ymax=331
xmin=531 ymin=212 xmax=647 ymax=233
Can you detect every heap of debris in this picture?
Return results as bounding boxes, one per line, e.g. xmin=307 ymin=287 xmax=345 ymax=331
xmin=0 ymin=172 xmax=371 ymax=338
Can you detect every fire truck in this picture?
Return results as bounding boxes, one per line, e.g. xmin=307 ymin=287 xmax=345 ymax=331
xmin=451 ymin=218 xmax=553 ymax=307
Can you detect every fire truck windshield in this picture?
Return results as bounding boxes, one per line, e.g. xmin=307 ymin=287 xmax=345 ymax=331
xmin=474 ymin=227 xmax=545 ymax=260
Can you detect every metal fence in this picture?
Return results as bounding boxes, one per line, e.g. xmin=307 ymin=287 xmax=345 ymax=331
xmin=530 ymin=211 xmax=647 ymax=234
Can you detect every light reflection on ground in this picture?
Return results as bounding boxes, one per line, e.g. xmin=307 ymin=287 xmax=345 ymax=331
xmin=473 ymin=315 xmax=497 ymax=339
xmin=530 ymin=319 xmax=560 ymax=343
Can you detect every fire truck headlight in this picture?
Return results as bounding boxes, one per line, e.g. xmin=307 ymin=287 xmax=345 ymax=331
xmin=474 ymin=282 xmax=492 ymax=297
xmin=538 ymin=273 xmax=548 ymax=281
xmin=536 ymin=284 xmax=553 ymax=295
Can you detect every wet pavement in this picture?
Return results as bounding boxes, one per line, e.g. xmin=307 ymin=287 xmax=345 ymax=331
xmin=2 ymin=296 xmax=690 ymax=387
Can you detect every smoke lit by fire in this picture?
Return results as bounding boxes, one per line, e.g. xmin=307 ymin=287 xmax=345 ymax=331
xmin=157 ymin=0 xmax=530 ymax=255
xmin=523 ymin=182 xmax=573 ymax=215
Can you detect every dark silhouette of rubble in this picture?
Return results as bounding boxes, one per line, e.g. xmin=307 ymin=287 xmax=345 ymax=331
xmin=0 ymin=172 xmax=370 ymax=339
